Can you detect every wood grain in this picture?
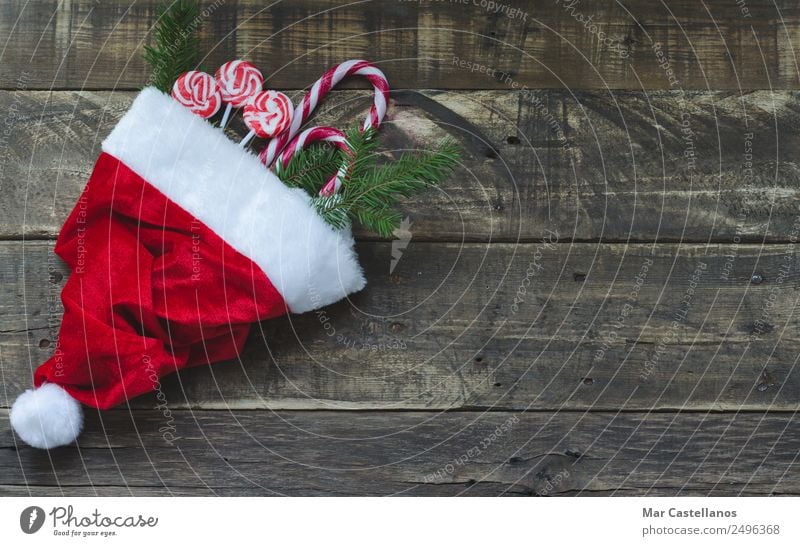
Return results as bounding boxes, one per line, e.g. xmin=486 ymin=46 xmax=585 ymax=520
xmin=2 ymin=410 xmax=798 ymax=496
xmin=1 ymin=1 xmax=799 ymax=90
xmin=3 ymin=240 xmax=797 ymax=411
xmin=2 ymin=0 xmax=799 ymax=498
xmin=2 ymin=90 xmax=799 ymax=242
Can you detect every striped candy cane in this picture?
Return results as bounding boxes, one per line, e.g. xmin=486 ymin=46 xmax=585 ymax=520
xmin=277 ymin=126 xmax=349 ymax=165
xmin=275 ymin=126 xmax=353 ymax=196
xmin=259 ymin=60 xmax=389 ymax=169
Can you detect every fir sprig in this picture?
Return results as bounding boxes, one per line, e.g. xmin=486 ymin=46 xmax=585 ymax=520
xmin=274 ymin=144 xmax=343 ymax=196
xmin=276 ymin=126 xmax=460 ymax=237
xmin=144 ymin=1 xmax=203 ymax=92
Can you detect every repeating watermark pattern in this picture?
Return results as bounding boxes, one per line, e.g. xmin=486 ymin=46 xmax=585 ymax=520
xmin=311 ymin=299 xmax=410 ymax=353
xmin=0 ymin=71 xmax=31 ymax=181
xmin=47 ymin=245 xmax=68 ymax=379
xmin=73 ymin=194 xmax=90 ymax=275
xmin=652 ymin=42 xmax=696 ymax=173
xmin=143 ymin=0 xmax=227 ymax=88
xmin=45 ymin=192 xmax=84 ymax=377
xmin=423 ymin=415 xmax=519 ymax=483
xmin=452 ymin=56 xmax=508 ymax=83
xmin=144 ymin=356 xmax=181 ymax=444
xmin=390 ymin=216 xmax=413 ymax=274
xmin=720 ymin=132 xmax=755 ymax=281
xmin=537 ymin=469 xmax=571 ymax=496
xmin=554 ymin=0 xmax=630 ymax=59
xmin=400 ymin=0 xmax=528 ymax=22
xmin=640 ymin=261 xmax=707 ymax=380
xmin=735 ymin=0 xmax=752 ymax=18
xmin=748 ymin=216 xmax=800 ymax=346
xmin=652 ymin=42 xmax=681 ymax=89
xmin=521 ymin=90 xmax=571 ymax=148
xmin=336 ymin=334 xmax=408 ymax=352
xmin=510 ymin=229 xmax=560 ymax=314
xmin=451 ymin=60 xmax=573 ymax=151
xmin=185 ymin=148 xmax=219 ymax=282
xmin=190 ymin=218 xmax=203 ymax=281
xmin=594 ymin=255 xmax=653 ymax=363
xmin=679 ymin=112 xmax=697 ymax=172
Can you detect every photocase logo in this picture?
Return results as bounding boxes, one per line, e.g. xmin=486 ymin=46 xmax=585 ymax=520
xmin=390 ymin=216 xmax=413 ymax=274
xmin=20 ymin=506 xmax=45 ymax=534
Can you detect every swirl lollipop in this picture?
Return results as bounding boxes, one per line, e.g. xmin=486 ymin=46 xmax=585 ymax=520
xmin=240 ymin=90 xmax=294 ymax=147
xmin=171 ymin=71 xmax=221 ymax=119
xmin=215 ymin=60 xmax=264 ymax=128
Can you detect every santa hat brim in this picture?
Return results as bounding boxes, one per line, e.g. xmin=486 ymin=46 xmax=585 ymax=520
xmin=103 ymin=87 xmax=366 ymax=313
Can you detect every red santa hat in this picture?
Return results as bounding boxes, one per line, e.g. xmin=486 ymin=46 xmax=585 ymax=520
xmin=10 ymin=87 xmax=365 ymax=448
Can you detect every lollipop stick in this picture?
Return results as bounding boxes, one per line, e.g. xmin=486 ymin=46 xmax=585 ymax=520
xmin=239 ymin=130 xmax=256 ymax=147
xmin=220 ymin=104 xmax=233 ymax=128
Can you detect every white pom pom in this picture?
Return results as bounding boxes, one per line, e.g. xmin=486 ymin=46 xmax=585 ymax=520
xmin=10 ymin=383 xmax=83 ymax=449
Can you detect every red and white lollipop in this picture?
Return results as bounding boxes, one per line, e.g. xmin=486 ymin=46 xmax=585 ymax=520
xmin=215 ymin=60 xmax=263 ymax=128
xmin=171 ymin=71 xmax=221 ymax=119
xmin=240 ymin=90 xmax=294 ymax=147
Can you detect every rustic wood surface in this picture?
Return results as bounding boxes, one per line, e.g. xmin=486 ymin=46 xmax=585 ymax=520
xmin=2 ymin=0 xmax=800 ymax=90
xmin=2 ymin=410 xmax=798 ymax=496
xmin=1 ymin=0 xmax=799 ymax=496
xmin=2 ymin=241 xmax=799 ymax=411
xmin=2 ymin=89 xmax=799 ymax=242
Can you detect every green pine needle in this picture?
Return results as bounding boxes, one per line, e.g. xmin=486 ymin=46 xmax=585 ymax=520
xmin=276 ymin=145 xmax=342 ymax=196
xmin=144 ymin=1 xmax=203 ymax=92
xmin=277 ymin=125 xmax=460 ymax=237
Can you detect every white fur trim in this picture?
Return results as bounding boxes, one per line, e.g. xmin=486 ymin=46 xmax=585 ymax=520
xmin=102 ymin=88 xmax=365 ymax=313
xmin=10 ymin=383 xmax=83 ymax=449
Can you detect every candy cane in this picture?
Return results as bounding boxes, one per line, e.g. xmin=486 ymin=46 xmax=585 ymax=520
xmin=275 ymin=126 xmax=353 ymax=196
xmin=277 ymin=126 xmax=349 ymax=165
xmin=259 ymin=59 xmax=389 ymax=168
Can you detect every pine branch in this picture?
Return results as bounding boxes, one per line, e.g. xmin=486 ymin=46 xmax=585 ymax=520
xmin=352 ymin=205 xmax=403 ymax=238
xmin=313 ymin=195 xmax=351 ymax=231
xmin=279 ymin=124 xmax=460 ymax=237
xmin=275 ymin=145 xmax=342 ymax=196
xmin=343 ymin=140 xmax=460 ymax=209
xmin=144 ymin=1 xmax=203 ymax=93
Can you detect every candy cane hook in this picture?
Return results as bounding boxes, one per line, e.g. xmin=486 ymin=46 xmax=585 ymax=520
xmin=259 ymin=60 xmax=389 ymax=168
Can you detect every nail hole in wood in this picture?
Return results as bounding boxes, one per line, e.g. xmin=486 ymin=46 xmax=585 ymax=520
xmin=390 ymin=322 xmax=405 ymax=333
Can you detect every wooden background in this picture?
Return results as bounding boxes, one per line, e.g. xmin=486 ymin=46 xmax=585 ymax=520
xmin=1 ymin=0 xmax=799 ymax=495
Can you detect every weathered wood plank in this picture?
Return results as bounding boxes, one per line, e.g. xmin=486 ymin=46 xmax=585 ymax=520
xmin=2 ymin=90 xmax=799 ymax=242
xmin=1 ymin=410 xmax=798 ymax=496
xmin=1 ymin=1 xmax=799 ymax=90
xmin=0 ymin=486 xmax=299 ymax=496
xmin=2 ymin=240 xmax=798 ymax=411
